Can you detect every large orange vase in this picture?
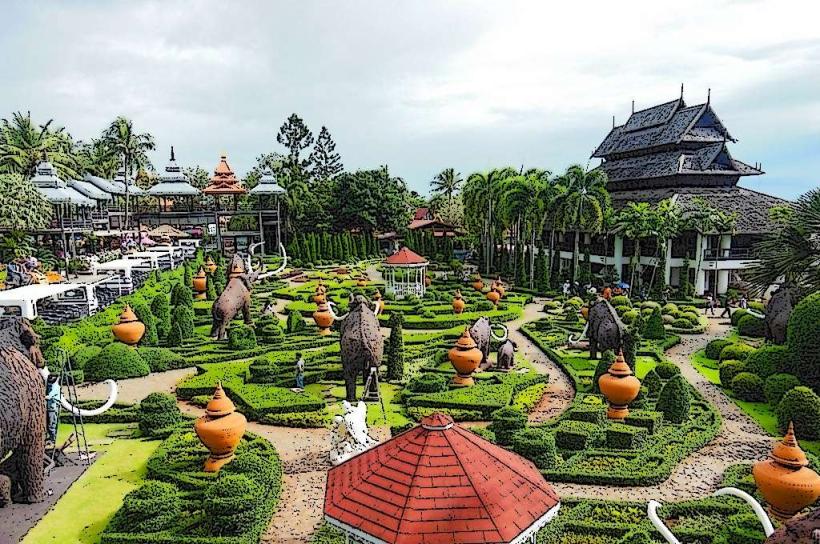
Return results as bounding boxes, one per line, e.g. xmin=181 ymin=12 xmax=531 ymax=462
xmin=313 ymin=301 xmax=334 ymax=335
xmin=193 ymin=267 xmax=207 ymax=299
xmin=472 ymin=276 xmax=484 ymax=291
xmin=753 ymin=422 xmax=820 ymax=520
xmin=204 ymin=256 xmax=217 ymax=274
xmin=493 ymin=278 xmax=506 ymax=297
xmin=448 ymin=328 xmax=483 ymax=387
xmin=194 ymin=384 xmax=247 ymax=473
xmin=486 ymin=289 xmax=501 ymax=306
xmin=112 ymin=305 xmax=145 ymax=346
xmin=314 ymin=281 xmax=328 ymax=303
xmin=452 ymin=290 xmax=466 ymax=314
xmin=598 ymin=351 xmax=641 ymax=419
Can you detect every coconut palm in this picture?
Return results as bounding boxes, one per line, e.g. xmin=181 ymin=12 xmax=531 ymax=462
xmin=0 ymin=111 xmax=80 ymax=179
xmin=463 ymin=167 xmax=516 ymax=275
xmin=552 ymin=165 xmax=610 ymax=282
xmin=103 ymin=117 xmax=155 ymax=229
xmin=431 ymin=168 xmax=463 ymax=205
xmin=646 ymin=199 xmax=681 ymax=293
xmin=75 ymin=138 xmax=119 ymax=179
xmin=614 ymin=202 xmax=655 ymax=291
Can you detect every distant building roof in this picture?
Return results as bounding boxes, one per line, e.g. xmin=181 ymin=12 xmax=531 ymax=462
xmin=83 ymin=173 xmax=121 ymax=195
xmin=383 ymin=246 xmax=428 ymax=266
xmin=147 ymin=146 xmax=200 ymax=197
xmin=204 ymin=154 xmax=246 ymax=195
xmin=324 ymin=413 xmax=560 ymax=544
xmin=31 ymin=159 xmax=95 ymax=206
xmin=68 ymin=179 xmax=112 ymax=201
xmin=408 ymin=218 xmax=464 ymax=236
xmin=413 ymin=207 xmax=431 ymax=221
xmin=248 ymin=168 xmax=286 ymax=196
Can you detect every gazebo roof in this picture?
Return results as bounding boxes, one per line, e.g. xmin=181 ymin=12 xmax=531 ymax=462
xmin=147 ymin=146 xmax=200 ymax=197
xmin=31 ymin=159 xmax=95 ymax=207
xmin=248 ymin=168 xmax=286 ymax=196
xmin=383 ymin=247 xmax=428 ymax=266
xmin=203 ymin=154 xmax=246 ymax=195
xmin=148 ymin=224 xmax=189 ymax=238
xmin=112 ymin=168 xmax=145 ymax=195
xmin=324 ymin=413 xmax=560 ymax=544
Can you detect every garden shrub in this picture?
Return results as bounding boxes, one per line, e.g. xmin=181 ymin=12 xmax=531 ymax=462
xmin=656 ymin=374 xmax=690 ymax=424
xmin=713 ymin=513 xmax=767 ymax=544
xmin=258 ymin=322 xmax=284 ymax=344
xmin=730 ymin=372 xmax=765 ymax=402
xmin=606 ymin=423 xmax=647 ymax=450
xmin=228 ymin=324 xmax=257 ymax=350
xmin=85 ymin=343 xmax=150 ymax=382
xmin=172 ymin=304 xmax=195 ymax=339
xmin=151 ymin=293 xmax=171 ymax=339
xmin=718 ymin=359 xmax=746 ymax=387
xmin=166 ymin=321 xmax=184 ymax=347
xmin=705 ymin=339 xmax=733 ymax=360
xmin=748 ymin=301 xmax=765 ymax=312
xmin=764 ymin=373 xmax=801 ymax=405
xmin=591 ymin=350 xmax=615 ymax=393
xmin=610 ymin=295 xmax=631 ymax=308
xmin=286 ymin=309 xmax=306 ymax=333
xmin=170 ymin=283 xmax=193 ymax=308
xmin=661 ymin=303 xmax=678 ymax=315
xmin=555 ymin=420 xmax=602 ymax=450
xmin=662 ymin=314 xmax=675 ymax=324
xmin=138 ymin=347 xmax=186 ymax=372
xmin=386 ymin=312 xmax=405 ymax=381
xmin=71 ymin=345 xmax=101 ymax=370
xmin=744 ymin=345 xmax=788 ymax=379
xmin=138 ymin=392 xmax=183 ymax=437
xmin=567 ymin=405 xmax=606 ymax=425
xmin=776 ymin=386 xmax=820 ymax=440
xmin=614 ymin=305 xmax=630 ymax=316
xmin=223 ymin=452 xmax=281 ymax=490
xmin=204 ymin=474 xmax=264 ymax=535
xmin=681 ymin=311 xmax=700 ymax=326
xmin=643 ymin=307 xmax=665 ymax=340
xmin=719 ymin=342 xmax=756 ymax=362
xmin=731 ymin=307 xmax=748 ymax=326
xmin=640 ymin=301 xmax=660 ymax=309
xmin=623 ymin=410 xmax=663 ymax=434
xmin=654 ymin=361 xmax=680 ymax=379
xmin=784 ymin=291 xmax=820 ymax=392
xmin=131 ymin=301 xmax=158 ymax=347
xmin=108 ymin=481 xmax=180 ymax=533
xmin=407 ymin=373 xmax=448 ymax=393
xmin=680 ymin=305 xmax=698 ymax=313
xmin=475 ymin=300 xmax=494 ymax=312
xmin=642 ymin=369 xmax=662 ymax=398
xmin=490 ymin=406 xmax=527 ymax=445
xmin=622 ymin=310 xmax=639 ymax=325
xmin=510 ymin=428 xmax=558 ymax=469
xmin=737 ymin=314 xmax=765 ymax=337
xmin=671 ymin=318 xmax=693 ymax=330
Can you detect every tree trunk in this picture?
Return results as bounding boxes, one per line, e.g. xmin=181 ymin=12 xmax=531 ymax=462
xmin=572 ymin=229 xmax=580 ymax=282
xmin=123 ymin=155 xmax=130 ymax=230
xmin=529 ymin=230 xmax=536 ymax=289
xmin=630 ymin=240 xmax=640 ymax=293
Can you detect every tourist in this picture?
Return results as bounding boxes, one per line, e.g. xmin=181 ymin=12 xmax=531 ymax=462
xmin=45 ymin=374 xmax=61 ymax=446
xmin=705 ymin=293 xmax=716 ymax=316
xmin=562 ymin=280 xmax=571 ymax=299
xmin=262 ymin=301 xmax=275 ymax=315
xmin=739 ymin=293 xmax=748 ymax=309
xmin=295 ymin=352 xmax=305 ymax=391
xmin=602 ymin=285 xmax=612 ymax=300
xmin=719 ymin=292 xmax=732 ymax=318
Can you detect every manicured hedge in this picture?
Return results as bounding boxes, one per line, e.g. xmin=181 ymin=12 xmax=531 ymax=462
xmin=555 ymin=420 xmax=603 ymax=450
xmin=784 ymin=292 xmax=820 ymax=392
xmin=606 ymin=423 xmax=647 ymax=450
xmin=705 ymin=339 xmax=733 ymax=360
xmin=719 ymin=360 xmax=746 ymax=387
xmin=730 ymin=372 xmax=765 ymax=402
xmin=138 ymin=392 xmax=183 ymax=437
xmin=656 ymin=374 xmax=690 ymax=424
xmin=85 ymin=343 xmax=151 ymax=382
xmin=407 ymin=373 xmax=448 ymax=393
xmin=642 ymin=307 xmax=665 ymax=340
xmin=510 ymin=428 xmax=558 ymax=469
xmin=107 ymin=481 xmax=180 ymax=533
xmin=567 ymin=405 xmax=607 ymax=425
xmin=654 ymin=361 xmax=680 ymax=379
xmin=623 ymin=410 xmax=663 ymax=434
xmin=228 ymin=324 xmax=257 ymax=350
xmin=719 ymin=342 xmax=756 ymax=362
xmin=730 ymin=307 xmax=748 ymax=326
xmin=776 ymin=386 xmax=820 ymax=440
xmin=744 ymin=344 xmax=788 ymax=379
xmin=764 ymin=373 xmax=800 ymax=405
xmin=138 ymin=347 xmax=187 ymax=373
xmin=490 ymin=407 xmax=527 ymax=445
xmin=737 ymin=314 xmax=765 ymax=337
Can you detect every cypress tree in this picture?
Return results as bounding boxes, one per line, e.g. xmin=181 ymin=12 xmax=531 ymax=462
xmin=206 ymin=273 xmax=217 ymax=300
xmin=172 ymin=304 xmax=195 ymax=339
xmin=386 ymin=312 xmax=405 ymax=381
xmin=183 ymin=262 xmax=193 ymax=289
xmin=166 ymin=320 xmax=183 ymax=347
xmin=643 ymin=368 xmax=662 ymax=398
xmin=644 ymin=306 xmax=666 ymax=340
xmin=151 ymin=293 xmax=171 ymax=339
xmin=132 ymin=301 xmax=158 ymax=346
xmin=171 ymin=283 xmax=193 ymax=308
xmin=656 ymin=374 xmax=691 ymax=423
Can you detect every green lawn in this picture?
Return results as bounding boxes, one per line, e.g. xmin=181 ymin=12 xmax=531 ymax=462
xmin=326 ymin=381 xmax=411 ymax=428
xmin=22 ymin=424 xmax=161 ymax=544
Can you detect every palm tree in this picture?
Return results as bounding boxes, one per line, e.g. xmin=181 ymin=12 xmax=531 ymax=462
xmin=0 ymin=111 xmax=80 ymax=179
xmin=463 ymin=167 xmax=516 ymax=274
xmin=615 ymin=202 xmax=655 ymax=292
xmin=646 ymin=199 xmax=681 ymax=294
xmin=75 ymin=138 xmax=119 ymax=179
xmin=431 ymin=168 xmax=463 ymax=205
xmin=103 ymin=117 xmax=155 ymax=230
xmin=552 ymin=165 xmax=610 ymax=282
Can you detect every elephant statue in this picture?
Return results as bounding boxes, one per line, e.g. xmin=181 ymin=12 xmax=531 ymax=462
xmin=470 ymin=317 xmax=508 ymax=370
xmin=328 ymin=295 xmax=383 ymax=402
xmin=584 ymin=298 xmax=629 ymax=360
xmin=763 ymin=286 xmax=798 ymax=345
xmin=496 ymin=339 xmax=517 ymax=371
xmin=0 ymin=346 xmax=46 ymax=505
xmin=0 ymin=317 xmax=44 ymax=368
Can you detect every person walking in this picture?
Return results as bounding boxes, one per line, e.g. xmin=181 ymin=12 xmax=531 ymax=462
xmin=719 ymin=292 xmax=732 ymax=318
xmin=705 ymin=293 xmax=716 ymax=316
xmin=45 ymin=374 xmax=61 ymax=446
xmin=295 ymin=352 xmax=305 ymax=391
xmin=739 ymin=293 xmax=748 ymax=309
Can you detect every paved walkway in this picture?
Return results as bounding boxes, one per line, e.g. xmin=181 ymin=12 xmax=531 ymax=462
xmin=75 ymin=367 xmax=197 ymax=404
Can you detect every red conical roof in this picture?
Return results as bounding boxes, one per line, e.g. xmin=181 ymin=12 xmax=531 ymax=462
xmin=324 ymin=413 xmax=560 ymax=544
xmin=203 ymin=154 xmax=246 ymax=195
xmin=383 ymin=246 xmax=428 ymax=266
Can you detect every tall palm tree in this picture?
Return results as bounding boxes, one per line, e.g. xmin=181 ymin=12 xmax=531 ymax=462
xmin=646 ymin=199 xmax=681 ymax=293
xmin=553 ymin=165 xmax=610 ymax=282
xmin=75 ymin=138 xmax=119 ymax=179
xmin=0 ymin=111 xmax=80 ymax=179
xmin=463 ymin=167 xmax=516 ymax=274
xmin=103 ymin=117 xmax=155 ymax=229
xmin=614 ymin=202 xmax=655 ymax=291
xmin=431 ymin=168 xmax=463 ymax=205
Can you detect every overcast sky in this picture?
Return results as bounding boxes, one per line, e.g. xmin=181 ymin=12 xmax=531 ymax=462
xmin=2 ymin=0 xmax=818 ymax=199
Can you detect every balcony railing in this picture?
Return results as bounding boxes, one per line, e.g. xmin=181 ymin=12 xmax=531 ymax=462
xmin=703 ymin=248 xmax=757 ymax=260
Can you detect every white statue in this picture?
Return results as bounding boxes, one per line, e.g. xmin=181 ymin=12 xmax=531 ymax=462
xmin=329 ymin=401 xmax=377 ymax=466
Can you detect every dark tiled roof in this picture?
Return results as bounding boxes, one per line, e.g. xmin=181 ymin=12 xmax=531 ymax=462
xmin=610 ymin=186 xmax=790 ymax=233
xmin=622 ymin=99 xmax=681 ymax=132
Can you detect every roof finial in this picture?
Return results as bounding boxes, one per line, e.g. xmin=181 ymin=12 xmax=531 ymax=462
xmin=170 ymin=145 xmax=175 ymax=161
xmin=707 ymin=87 xmax=711 ymax=104
xmin=631 ymin=100 xmax=635 ymax=114
xmin=612 ymin=115 xmax=615 ymax=128
xmin=680 ymin=82 xmax=684 ymax=100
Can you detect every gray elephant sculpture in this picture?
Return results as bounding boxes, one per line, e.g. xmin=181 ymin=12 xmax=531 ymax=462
xmin=211 ymin=262 xmax=260 ymax=340
xmin=763 ymin=286 xmax=798 ymax=345
xmin=470 ymin=317 xmax=509 ymax=370
xmin=584 ymin=298 xmax=629 ymax=360
xmin=0 ymin=345 xmax=46 ymax=505
xmin=328 ymin=294 xmax=383 ymax=402
xmin=496 ymin=339 xmax=517 ymax=371
xmin=0 ymin=317 xmax=44 ymax=368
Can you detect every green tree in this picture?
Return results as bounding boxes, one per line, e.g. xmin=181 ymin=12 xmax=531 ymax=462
xmin=0 ymin=173 xmax=52 ymax=231
xmin=309 ymin=126 xmax=343 ymax=181
xmin=103 ymin=116 xmax=155 ymax=229
xmin=0 ymin=111 xmax=80 ymax=179
xmin=150 ymin=293 xmax=171 ymax=339
xmin=386 ymin=312 xmax=405 ymax=381
xmin=430 ymin=168 xmax=463 ymax=205
xmin=332 ymin=166 xmax=412 ymax=234
xmin=614 ymin=202 xmax=654 ymax=291
xmin=656 ymin=374 xmax=691 ymax=423
xmin=462 ymin=167 xmax=516 ymax=275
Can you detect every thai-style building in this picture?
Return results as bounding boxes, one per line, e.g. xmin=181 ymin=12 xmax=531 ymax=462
xmin=567 ymin=92 xmax=790 ymax=295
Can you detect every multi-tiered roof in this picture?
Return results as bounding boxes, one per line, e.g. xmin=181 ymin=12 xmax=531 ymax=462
xmin=203 ymin=154 xmax=246 ymax=195
xmin=147 ymin=147 xmax=200 ymax=197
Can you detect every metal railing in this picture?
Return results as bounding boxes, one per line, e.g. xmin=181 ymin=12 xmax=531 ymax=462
xmin=703 ymin=248 xmax=756 ymax=260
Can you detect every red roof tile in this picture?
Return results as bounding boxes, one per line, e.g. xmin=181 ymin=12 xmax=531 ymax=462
xmin=324 ymin=413 xmax=560 ymax=544
xmin=414 ymin=207 xmax=431 ymax=221
xmin=203 ymin=154 xmax=246 ymax=195
xmin=384 ymin=247 xmax=428 ymax=266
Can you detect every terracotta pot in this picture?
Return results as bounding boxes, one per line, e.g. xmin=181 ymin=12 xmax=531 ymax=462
xmin=205 ymin=256 xmax=217 ymax=274
xmin=472 ymin=279 xmax=484 ymax=291
xmin=452 ymin=290 xmax=465 ymax=314
xmin=313 ymin=301 xmax=334 ymax=335
xmin=193 ymin=267 xmax=207 ymax=299
xmin=486 ymin=290 xmax=501 ymax=305
xmin=580 ymin=306 xmax=589 ymax=321
xmin=753 ymin=422 xmax=820 ymax=520
xmin=112 ymin=305 xmax=145 ymax=346
xmin=228 ymin=261 xmax=243 ymax=279
xmin=493 ymin=278 xmax=506 ymax=297
xmin=598 ymin=351 xmax=640 ymax=419
xmin=448 ymin=328 xmax=483 ymax=387
xmin=357 ymin=277 xmax=367 ymax=287
xmin=195 ymin=384 xmax=247 ymax=472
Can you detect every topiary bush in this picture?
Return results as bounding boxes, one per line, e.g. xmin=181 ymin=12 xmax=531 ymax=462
xmin=656 ymin=374 xmax=690 ymax=424
xmin=731 ymin=372 xmax=765 ymax=402
xmin=643 ymin=306 xmax=666 ymax=340
xmin=286 ymin=309 xmax=306 ymax=333
xmin=138 ymin=392 xmax=183 ymax=437
xmin=654 ymin=361 xmax=680 ymax=379
xmin=776 ymin=386 xmax=820 ymax=440
xmin=705 ymin=339 xmax=733 ymax=360
xmin=85 ymin=343 xmax=150 ymax=382
xmin=730 ymin=307 xmax=748 ymax=326
xmin=681 ymin=311 xmax=700 ymax=326
xmin=510 ymin=428 xmax=558 ymax=469
xmin=671 ymin=317 xmax=693 ymax=330
xmin=719 ymin=360 xmax=746 ymax=387
xmin=764 ymin=373 xmax=801 ymax=406
xmin=228 ymin=324 xmax=257 ymax=350
xmin=407 ymin=373 xmax=448 ymax=393
xmin=622 ymin=310 xmax=639 ymax=325
xmin=661 ymin=303 xmax=678 ymax=315
xmin=138 ymin=347 xmax=186 ymax=372
xmin=204 ymin=474 xmax=264 ymax=536
xmin=385 ymin=312 xmax=405 ymax=381
xmin=151 ymin=293 xmax=171 ymax=339
xmin=166 ymin=321 xmax=184 ymax=347
xmin=592 ymin=350 xmax=615 ymax=393
xmin=642 ymin=368 xmax=662 ymax=398
xmin=784 ymin=291 xmax=820 ymax=392
xmin=172 ymin=304 xmax=195 ymax=339
xmin=719 ymin=342 xmax=756 ymax=362
xmin=131 ymin=301 xmax=158 ymax=347
xmin=737 ymin=314 xmax=765 ymax=337
xmin=611 ymin=295 xmax=631 ymax=308
xmin=744 ymin=345 xmax=789 ymax=379
xmin=490 ymin=406 xmax=527 ymax=446
xmin=71 ymin=345 xmax=101 ymax=370
xmin=108 ymin=481 xmax=180 ymax=533
xmin=170 ymin=283 xmax=193 ymax=308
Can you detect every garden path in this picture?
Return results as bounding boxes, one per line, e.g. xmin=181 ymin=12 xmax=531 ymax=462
xmin=75 ymin=367 xmax=197 ymax=404
xmin=549 ymin=319 xmax=774 ymax=502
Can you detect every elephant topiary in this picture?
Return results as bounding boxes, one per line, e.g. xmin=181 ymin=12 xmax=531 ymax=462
xmin=469 ymin=317 xmax=508 ymax=370
xmin=586 ymin=298 xmax=630 ymax=360
xmin=496 ymin=339 xmax=517 ymax=371
xmin=763 ymin=286 xmax=798 ymax=345
xmin=329 ymin=295 xmax=383 ymax=402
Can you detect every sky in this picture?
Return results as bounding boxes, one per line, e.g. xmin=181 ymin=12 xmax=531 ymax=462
xmin=2 ymin=0 xmax=819 ymax=199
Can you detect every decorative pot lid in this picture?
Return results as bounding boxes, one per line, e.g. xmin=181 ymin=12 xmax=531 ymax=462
xmin=195 ymin=266 xmax=206 ymax=279
xmin=118 ymin=304 xmax=139 ymax=324
xmin=770 ymin=422 xmax=809 ymax=468
xmin=607 ymin=351 xmax=633 ymax=377
xmin=230 ymin=261 xmax=244 ymax=275
xmin=454 ymin=328 xmax=477 ymax=349
xmin=454 ymin=290 xmax=463 ymax=299
xmin=373 ymin=290 xmax=382 ymax=300
xmin=206 ymin=383 xmax=236 ymax=417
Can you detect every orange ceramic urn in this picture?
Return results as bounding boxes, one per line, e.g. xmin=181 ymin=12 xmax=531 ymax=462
xmin=194 ymin=383 xmax=247 ymax=472
xmin=357 ymin=276 xmax=368 ymax=288
xmin=193 ymin=267 xmax=207 ymax=299
xmin=313 ymin=282 xmax=327 ymax=304
xmin=486 ymin=289 xmax=501 ymax=306
xmin=112 ymin=305 xmax=145 ymax=346
xmin=373 ymin=290 xmax=385 ymax=315
xmin=580 ymin=306 xmax=589 ymax=321
xmin=452 ymin=290 xmax=466 ymax=314
xmin=598 ymin=351 xmax=641 ymax=419
xmin=472 ymin=275 xmax=484 ymax=291
xmin=493 ymin=278 xmax=506 ymax=297
xmin=752 ymin=422 xmax=820 ymax=520
xmin=204 ymin=256 xmax=218 ymax=274
xmin=313 ymin=300 xmax=334 ymax=335
xmin=448 ymin=328 xmax=483 ymax=387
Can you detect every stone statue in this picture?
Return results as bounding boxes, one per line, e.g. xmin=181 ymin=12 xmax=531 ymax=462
xmin=328 ymin=295 xmax=383 ymax=402
xmin=764 ymin=508 xmax=820 ymax=543
xmin=496 ymin=339 xmax=517 ymax=371
xmin=469 ymin=317 xmax=508 ymax=370
xmin=763 ymin=286 xmax=798 ymax=345
xmin=329 ymin=400 xmax=377 ymax=466
xmin=585 ymin=298 xmax=630 ymax=360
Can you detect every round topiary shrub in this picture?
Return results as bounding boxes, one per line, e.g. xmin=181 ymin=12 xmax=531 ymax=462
xmin=475 ymin=300 xmax=494 ymax=312
xmin=744 ymin=345 xmax=789 ymax=379
xmin=680 ymin=305 xmax=698 ymax=314
xmin=640 ymin=301 xmax=660 ymax=310
xmin=228 ymin=324 xmax=257 ymax=350
xmin=109 ymin=481 xmax=180 ymax=533
xmin=764 ymin=373 xmax=801 ymax=406
xmin=705 ymin=339 xmax=733 ymax=360
xmin=565 ymin=296 xmax=584 ymax=308
xmin=510 ymin=428 xmax=558 ymax=469
xmin=681 ymin=312 xmax=700 ymax=326
xmin=737 ymin=314 xmax=765 ymax=337
xmin=71 ymin=345 xmax=101 ymax=370
xmin=204 ymin=474 xmax=264 ymax=535
xmin=643 ymin=307 xmax=666 ymax=340
xmin=611 ymin=295 xmax=631 ymax=308
xmin=661 ymin=303 xmax=678 ymax=315
xmin=138 ymin=347 xmax=186 ymax=373
xmin=719 ymin=360 xmax=746 ymax=387
xmin=719 ymin=343 xmax=756 ymax=362
xmin=138 ymin=392 xmax=183 ymax=436
xmin=671 ymin=318 xmax=693 ymax=330
xmin=592 ymin=350 xmax=616 ymax=394
xmin=731 ymin=372 xmax=765 ymax=402
xmin=784 ymin=291 xmax=820 ymax=392
xmin=407 ymin=373 xmax=448 ymax=393
xmin=662 ymin=314 xmax=675 ymax=325
xmin=490 ymin=407 xmax=527 ymax=445
xmin=730 ymin=308 xmax=748 ymax=326
xmin=84 ymin=343 xmax=150 ymax=382
xmin=222 ymin=452 xmax=280 ymax=489
xmin=656 ymin=374 xmax=691 ymax=424
xmin=654 ymin=361 xmax=680 ymax=379
xmin=776 ymin=386 xmax=820 ymax=440
xmin=614 ymin=305 xmax=630 ymax=316
xmin=622 ymin=310 xmax=639 ymax=325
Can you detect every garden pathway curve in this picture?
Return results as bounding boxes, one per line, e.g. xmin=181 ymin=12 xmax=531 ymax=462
xmin=549 ymin=318 xmax=774 ymax=502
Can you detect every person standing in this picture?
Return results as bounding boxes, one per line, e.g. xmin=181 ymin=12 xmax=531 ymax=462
xmin=705 ymin=293 xmax=716 ymax=316
xmin=295 ymin=352 xmax=305 ymax=391
xmin=739 ymin=293 xmax=748 ymax=310
xmin=45 ymin=374 xmax=61 ymax=446
xmin=719 ymin=292 xmax=732 ymax=318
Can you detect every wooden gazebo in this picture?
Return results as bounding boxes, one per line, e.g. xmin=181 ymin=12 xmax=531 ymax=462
xmin=383 ymin=247 xmax=429 ymax=299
